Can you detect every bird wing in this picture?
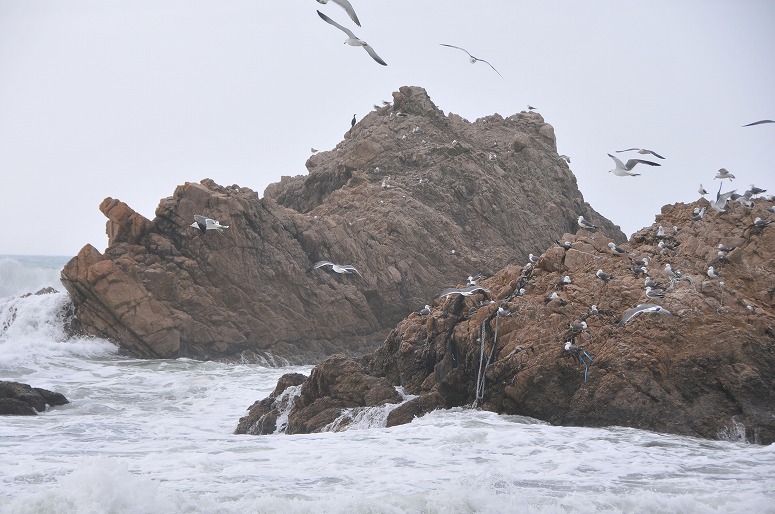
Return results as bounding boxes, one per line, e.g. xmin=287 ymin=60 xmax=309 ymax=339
xmin=438 ymin=287 xmax=462 ymax=297
xmin=193 ymin=214 xmax=208 ymax=225
xmin=477 ymin=58 xmax=504 ymax=78
xmin=342 ymin=265 xmax=363 ymax=277
xmin=439 ymin=43 xmax=473 ymax=58
xmin=317 ymin=10 xmax=356 ymax=39
xmin=618 ymin=304 xmax=660 ymax=326
xmin=313 ymin=261 xmax=334 ymax=269
xmin=607 ymin=153 xmax=626 ymax=169
xmin=615 ymin=148 xmax=640 ymax=153
xmin=644 ymin=150 xmax=665 ymax=159
xmin=362 ymin=44 xmax=387 ymax=66
xmin=742 ymin=119 xmax=775 ymax=127
xmin=330 ymin=0 xmax=361 ymax=26
xmin=625 ymin=159 xmax=661 ymax=170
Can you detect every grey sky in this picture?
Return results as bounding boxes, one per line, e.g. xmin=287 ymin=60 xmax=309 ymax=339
xmin=1 ymin=1 xmax=773 ymax=256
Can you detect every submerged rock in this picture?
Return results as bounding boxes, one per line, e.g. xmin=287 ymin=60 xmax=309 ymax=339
xmin=61 ymin=86 xmax=622 ymax=362
xmin=0 ymin=381 xmax=69 ymax=415
xmin=239 ymin=200 xmax=775 ymax=444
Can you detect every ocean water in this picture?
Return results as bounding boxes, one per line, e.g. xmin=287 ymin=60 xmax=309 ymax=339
xmin=1 ymin=256 xmax=774 ymax=513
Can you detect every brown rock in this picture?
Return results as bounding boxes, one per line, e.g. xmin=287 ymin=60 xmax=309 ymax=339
xmin=242 ymin=199 xmax=775 ymax=444
xmin=0 ymin=381 xmax=69 ymax=415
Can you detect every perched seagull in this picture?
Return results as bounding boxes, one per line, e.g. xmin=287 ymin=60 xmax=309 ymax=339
xmin=467 ymin=274 xmax=485 ymax=286
xmin=589 ymin=305 xmax=599 ymax=315
xmin=608 ymin=242 xmax=627 ymax=255
xmin=692 ymin=207 xmax=706 ymax=221
xmin=578 ymin=216 xmax=597 ymax=231
xmin=644 ymin=276 xmax=659 ymax=289
xmin=717 ymin=243 xmax=736 ymax=252
xmin=191 ymin=215 xmax=229 ymax=233
xmin=527 ymin=105 xmax=538 ymax=112
xmin=439 ymin=44 xmax=503 ymax=78
xmin=618 ymin=304 xmax=672 ymax=326
xmin=748 ymin=184 xmax=767 ymax=196
xmin=631 ymin=256 xmax=649 ymax=267
xmin=313 ymin=260 xmax=363 ymax=277
xmin=715 ymin=168 xmax=735 ymax=181
xmin=555 ymin=240 xmax=572 ymax=250
xmin=497 ymin=306 xmax=512 ymax=317
xmin=742 ymin=119 xmax=775 ymax=127
xmin=658 ymin=240 xmax=676 ymax=253
xmin=607 ymin=153 xmax=661 ymax=177
xmin=596 ymin=269 xmax=613 ymax=282
xmin=767 ymin=206 xmax=775 ymax=214
xmin=528 ymin=253 xmax=539 ymax=263
xmin=698 ymin=184 xmax=708 ymax=197
xmin=557 ymin=155 xmax=571 ymax=163
xmin=629 ymin=266 xmax=648 ymax=276
xmin=656 ymin=225 xmax=667 ymax=238
xmin=419 ymin=304 xmax=431 ymax=316
xmin=310 ymin=147 xmax=319 ymax=154
xmin=707 ymin=266 xmax=720 ymax=279
xmin=645 ymin=286 xmax=665 ymax=299
xmin=615 ymin=148 xmax=666 ymax=159
xmin=316 ymin=0 xmax=361 ymax=26
xmin=569 ymin=321 xmax=588 ymax=332
xmin=317 ymin=11 xmax=387 ymax=66
xmin=438 ymin=285 xmax=490 ymax=297
xmin=752 ymin=217 xmax=773 ymax=227
xmin=560 ymin=275 xmax=572 ymax=285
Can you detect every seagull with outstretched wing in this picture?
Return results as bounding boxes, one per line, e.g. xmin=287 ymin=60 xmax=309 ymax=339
xmin=317 ymin=11 xmax=387 ymax=66
xmin=439 ymin=44 xmax=503 ymax=78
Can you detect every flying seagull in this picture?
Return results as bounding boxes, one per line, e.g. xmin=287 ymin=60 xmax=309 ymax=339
xmin=316 ymin=0 xmax=361 ymax=26
xmin=317 ymin=11 xmax=387 ymax=66
xmin=615 ymin=148 xmax=666 ymax=159
xmin=313 ymin=260 xmax=363 ymax=277
xmin=607 ymin=153 xmax=661 ymax=177
xmin=438 ymin=285 xmax=490 ymax=297
xmin=715 ymin=168 xmax=735 ymax=181
xmin=577 ymin=215 xmax=597 ymax=231
xmin=439 ymin=44 xmax=503 ymax=78
xmin=742 ymin=120 xmax=774 ymax=127
xmin=191 ymin=215 xmax=229 ymax=233
xmin=618 ymin=304 xmax=672 ymax=326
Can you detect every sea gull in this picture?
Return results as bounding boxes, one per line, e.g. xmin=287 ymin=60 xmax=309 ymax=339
xmin=578 ymin=216 xmax=597 ymax=231
xmin=752 ymin=217 xmax=773 ymax=227
xmin=767 ymin=206 xmax=775 ymax=214
xmin=555 ymin=240 xmax=572 ymax=250
xmin=528 ymin=253 xmax=539 ymax=263
xmin=438 ymin=285 xmax=490 ymax=297
xmin=419 ymin=304 xmax=431 ymax=316
xmin=191 ymin=215 xmax=229 ymax=233
xmin=742 ymin=119 xmax=775 ymax=127
xmin=589 ymin=305 xmax=599 ymax=315
xmin=607 ymin=153 xmax=661 ymax=177
xmin=618 ymin=304 xmax=672 ymax=326
xmin=564 ymin=341 xmax=594 ymax=382
xmin=316 ymin=0 xmax=361 ymax=26
xmin=715 ymin=168 xmax=735 ymax=181
xmin=645 ymin=286 xmax=665 ymax=299
xmin=608 ymin=242 xmax=627 ymax=255
xmin=439 ymin=44 xmax=503 ymax=78
xmin=313 ymin=260 xmax=363 ymax=277
xmin=658 ymin=240 xmax=676 ymax=253
xmin=656 ymin=225 xmax=666 ymax=238
xmin=311 ymin=147 xmax=319 ymax=153
xmin=317 ymin=11 xmax=387 ymax=66
xmin=691 ymin=207 xmax=706 ymax=221
xmin=707 ymin=266 xmax=720 ymax=279
xmin=595 ymin=269 xmax=613 ymax=282
xmin=698 ymin=184 xmax=708 ymax=197
xmin=711 ymin=183 xmax=737 ymax=212
xmin=748 ymin=184 xmax=767 ymax=196
xmin=560 ymin=275 xmax=572 ymax=285
xmin=467 ymin=274 xmax=485 ymax=286
xmin=629 ymin=266 xmax=648 ymax=276
xmin=497 ymin=306 xmax=511 ymax=317
xmin=615 ymin=148 xmax=666 ymax=159
xmin=644 ymin=276 xmax=659 ymax=288
xmin=630 ymin=256 xmax=649 ymax=267
xmin=717 ymin=243 xmax=736 ymax=252
xmin=557 ymin=155 xmax=571 ymax=163
xmin=569 ymin=321 xmax=588 ymax=332
xmin=527 ymin=105 xmax=537 ymax=112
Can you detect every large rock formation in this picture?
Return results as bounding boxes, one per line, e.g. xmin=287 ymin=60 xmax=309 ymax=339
xmin=236 ymin=199 xmax=775 ymax=444
xmin=0 ymin=381 xmax=69 ymax=415
xmin=62 ymin=86 xmax=623 ymax=362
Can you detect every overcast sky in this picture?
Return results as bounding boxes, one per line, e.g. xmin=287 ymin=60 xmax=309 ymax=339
xmin=1 ymin=1 xmax=773 ymax=256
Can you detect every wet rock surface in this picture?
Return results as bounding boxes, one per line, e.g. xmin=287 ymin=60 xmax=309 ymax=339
xmin=0 ymin=381 xmax=69 ymax=415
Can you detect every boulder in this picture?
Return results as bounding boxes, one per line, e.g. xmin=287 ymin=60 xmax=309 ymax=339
xmin=239 ymin=199 xmax=775 ymax=444
xmin=0 ymin=381 xmax=69 ymax=415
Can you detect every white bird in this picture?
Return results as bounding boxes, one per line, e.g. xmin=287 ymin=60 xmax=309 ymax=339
xmin=557 ymin=155 xmax=571 ymax=163
xmin=698 ymin=184 xmax=708 ymax=197
xmin=578 ymin=216 xmax=597 ymax=231
xmin=752 ymin=217 xmax=773 ymax=227
xmin=555 ymin=240 xmax=572 ymax=250
xmin=615 ymin=148 xmax=665 ymax=159
xmin=715 ymin=168 xmax=735 ymax=181
xmin=569 ymin=321 xmax=588 ymax=332
xmin=311 ymin=147 xmax=319 ymax=153
xmin=497 ymin=306 xmax=511 ymax=317
xmin=467 ymin=274 xmax=485 ymax=286
xmin=316 ymin=0 xmax=361 ymax=26
xmin=742 ymin=119 xmax=775 ymax=127
xmin=419 ymin=304 xmax=431 ymax=316
xmin=608 ymin=242 xmax=626 ymax=255
xmin=313 ymin=260 xmax=363 ymax=277
xmin=439 ymin=285 xmax=490 ymax=297
xmin=717 ymin=243 xmax=736 ymax=252
xmin=644 ymin=277 xmax=659 ymax=288
xmin=528 ymin=253 xmax=539 ymax=263
xmin=439 ymin=44 xmax=503 ymax=78
xmin=748 ymin=184 xmax=767 ymax=196
xmin=596 ymin=269 xmax=613 ymax=282
xmin=656 ymin=225 xmax=666 ymax=238
xmin=645 ymin=286 xmax=665 ymax=299
xmin=707 ymin=266 xmax=720 ymax=279
xmin=191 ymin=215 xmax=229 ymax=233
xmin=607 ymin=153 xmax=661 ymax=177
xmin=692 ymin=207 xmax=706 ymax=221
xmin=560 ymin=275 xmax=572 ymax=285
xmin=589 ymin=305 xmax=599 ymax=315
xmin=618 ymin=304 xmax=672 ymax=326
xmin=317 ymin=11 xmax=387 ymax=66
xmin=631 ymin=256 xmax=649 ymax=267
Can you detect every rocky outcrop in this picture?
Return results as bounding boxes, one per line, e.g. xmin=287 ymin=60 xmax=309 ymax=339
xmin=0 ymin=381 xmax=69 ymax=415
xmin=62 ymin=85 xmax=623 ymax=362
xmin=237 ymin=199 xmax=775 ymax=444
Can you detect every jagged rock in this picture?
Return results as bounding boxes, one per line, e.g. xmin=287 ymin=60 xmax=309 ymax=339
xmin=240 ymin=199 xmax=775 ymax=444
xmin=0 ymin=381 xmax=69 ymax=415
xmin=62 ymin=85 xmax=623 ymax=362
